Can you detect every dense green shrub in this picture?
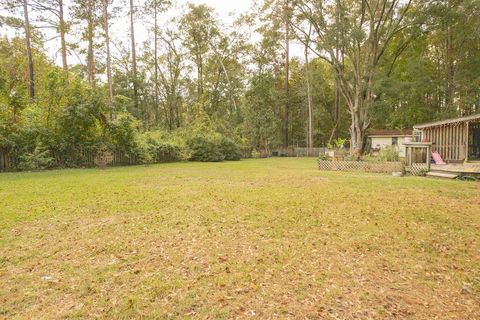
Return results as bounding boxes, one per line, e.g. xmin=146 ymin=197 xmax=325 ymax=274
xmin=134 ymin=132 xmax=184 ymax=163
xmin=132 ymin=138 xmax=155 ymax=164
xmin=108 ymin=113 xmax=139 ymax=151
xmin=187 ymin=136 xmax=225 ymax=162
xmin=155 ymin=142 xmax=183 ymax=162
xmin=219 ymin=137 xmax=242 ymax=161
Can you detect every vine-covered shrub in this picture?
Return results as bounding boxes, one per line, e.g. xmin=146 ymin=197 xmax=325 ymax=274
xmin=17 ymin=146 xmax=54 ymax=171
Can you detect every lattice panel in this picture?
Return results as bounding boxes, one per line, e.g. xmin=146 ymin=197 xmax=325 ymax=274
xmin=409 ymin=163 xmax=429 ymax=176
xmin=318 ymin=160 xmax=404 ymax=174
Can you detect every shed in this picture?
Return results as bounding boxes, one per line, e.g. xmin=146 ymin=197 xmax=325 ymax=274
xmin=367 ymin=129 xmax=413 ymax=157
xmin=413 ymin=114 xmax=480 ymax=163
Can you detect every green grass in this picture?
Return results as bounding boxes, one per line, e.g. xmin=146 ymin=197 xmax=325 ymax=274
xmin=0 ymin=158 xmax=479 ymax=319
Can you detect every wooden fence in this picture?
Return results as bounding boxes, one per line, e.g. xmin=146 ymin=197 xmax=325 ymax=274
xmin=318 ymin=159 xmax=404 ymax=174
xmin=0 ymin=148 xmax=177 ymax=172
xmin=0 ymin=147 xmax=14 ymax=172
xmin=242 ymin=147 xmax=328 ymax=158
xmin=269 ymin=147 xmax=327 ymax=157
xmin=294 ymin=147 xmax=327 ymax=157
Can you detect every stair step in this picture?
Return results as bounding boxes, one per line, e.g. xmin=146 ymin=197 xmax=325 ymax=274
xmin=426 ymin=171 xmax=459 ymax=179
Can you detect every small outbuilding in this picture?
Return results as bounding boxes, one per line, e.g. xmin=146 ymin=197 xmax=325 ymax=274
xmin=366 ymin=129 xmax=413 ymax=158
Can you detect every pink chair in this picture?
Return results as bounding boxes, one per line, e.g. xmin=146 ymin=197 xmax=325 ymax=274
xmin=431 ymin=151 xmax=446 ymax=165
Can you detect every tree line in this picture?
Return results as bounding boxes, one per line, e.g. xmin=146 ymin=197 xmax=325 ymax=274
xmin=0 ymin=0 xmax=479 ymax=167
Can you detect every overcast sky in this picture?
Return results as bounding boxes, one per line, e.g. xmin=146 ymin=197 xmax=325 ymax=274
xmin=176 ymin=0 xmax=255 ymax=17
xmin=133 ymin=0 xmax=256 ymax=46
xmin=0 ymin=0 xmax=306 ymax=67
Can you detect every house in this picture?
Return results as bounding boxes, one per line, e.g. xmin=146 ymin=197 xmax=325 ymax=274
xmin=413 ymin=113 xmax=480 ymax=163
xmin=366 ymin=129 xmax=413 ymax=157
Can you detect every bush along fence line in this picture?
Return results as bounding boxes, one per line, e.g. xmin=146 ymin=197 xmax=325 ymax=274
xmin=0 ymin=147 xmax=173 ymax=172
xmin=0 ymin=134 xmax=244 ymax=172
xmin=318 ymin=159 xmax=405 ymax=174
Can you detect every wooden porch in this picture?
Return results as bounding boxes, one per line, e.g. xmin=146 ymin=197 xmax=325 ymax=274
xmin=431 ymin=163 xmax=480 ymax=174
xmin=407 ymin=114 xmax=480 ymax=178
xmin=414 ymin=113 xmax=480 ymax=163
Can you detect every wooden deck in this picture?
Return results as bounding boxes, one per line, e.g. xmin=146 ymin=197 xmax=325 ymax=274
xmin=431 ymin=163 xmax=480 ymax=174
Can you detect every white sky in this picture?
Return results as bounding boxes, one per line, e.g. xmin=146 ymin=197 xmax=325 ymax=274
xmin=1 ymin=0 xmax=304 ymax=68
xmin=176 ymin=0 xmax=254 ymax=17
xmin=133 ymin=0 xmax=256 ymax=47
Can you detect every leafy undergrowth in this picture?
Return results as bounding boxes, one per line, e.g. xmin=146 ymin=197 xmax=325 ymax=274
xmin=0 ymin=158 xmax=479 ymax=319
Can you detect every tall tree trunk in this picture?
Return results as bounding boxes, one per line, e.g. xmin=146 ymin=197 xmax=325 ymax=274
xmin=304 ymin=25 xmax=313 ymax=153
xmin=22 ymin=0 xmax=34 ymax=100
xmin=350 ymin=119 xmax=365 ymax=156
xmin=154 ymin=1 xmax=160 ymax=124
xmin=327 ymin=81 xmax=341 ymax=146
xmin=329 ymin=0 xmax=342 ymax=145
xmin=284 ymin=0 xmax=290 ymax=148
xmin=334 ymin=81 xmax=340 ymax=123
xmin=346 ymin=73 xmax=371 ymax=157
xmin=445 ymin=21 xmax=454 ymax=111
xmin=349 ymin=98 xmax=366 ymax=157
xmin=196 ymin=51 xmax=204 ymax=98
xmin=86 ymin=0 xmax=95 ymax=85
xmin=59 ymin=0 xmax=68 ymax=76
xmin=103 ymin=0 xmax=113 ymax=105
xmin=129 ymin=0 xmax=138 ymax=109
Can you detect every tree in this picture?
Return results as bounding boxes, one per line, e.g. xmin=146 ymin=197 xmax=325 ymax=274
xmin=102 ymin=0 xmax=113 ymax=103
xmin=157 ymin=27 xmax=184 ymax=129
xmin=153 ymin=0 xmax=160 ymax=122
xmin=129 ymin=0 xmax=138 ymax=109
xmin=72 ymin=0 xmax=98 ymax=85
xmin=304 ymin=24 xmax=313 ymax=151
xmin=292 ymin=0 xmax=420 ymax=156
xmin=244 ymin=73 xmax=281 ymax=153
xmin=145 ymin=0 xmax=171 ymax=125
xmin=180 ymin=4 xmax=219 ymax=107
xmin=29 ymin=0 xmax=69 ymax=76
xmin=22 ymin=0 xmax=34 ymax=99
xmin=283 ymin=0 xmax=290 ymax=147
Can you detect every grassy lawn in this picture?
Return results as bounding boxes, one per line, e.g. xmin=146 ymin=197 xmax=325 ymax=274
xmin=0 ymin=158 xmax=479 ymax=319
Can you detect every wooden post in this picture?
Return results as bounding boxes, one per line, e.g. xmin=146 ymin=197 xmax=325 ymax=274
xmin=426 ymin=145 xmax=431 ymax=172
xmin=465 ymin=121 xmax=469 ymax=163
xmin=406 ymin=146 xmax=411 ymax=171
